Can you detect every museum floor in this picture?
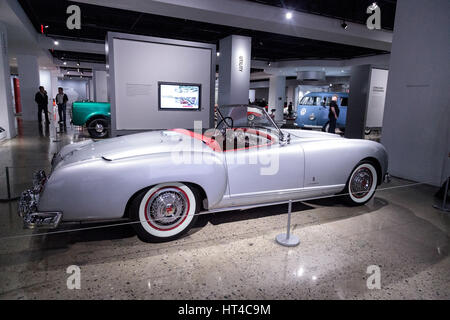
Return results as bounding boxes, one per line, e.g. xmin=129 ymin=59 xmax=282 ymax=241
xmin=0 ymin=120 xmax=449 ymax=300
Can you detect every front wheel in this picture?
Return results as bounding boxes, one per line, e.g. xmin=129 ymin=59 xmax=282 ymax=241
xmin=130 ymin=183 xmax=199 ymax=242
xmin=342 ymin=162 xmax=378 ymax=206
xmin=87 ymin=118 xmax=109 ymax=139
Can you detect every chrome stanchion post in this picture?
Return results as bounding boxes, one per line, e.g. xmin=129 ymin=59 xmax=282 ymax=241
xmin=276 ymin=200 xmax=300 ymax=247
xmin=5 ymin=167 xmax=11 ymax=200
xmin=52 ymin=112 xmax=61 ymax=143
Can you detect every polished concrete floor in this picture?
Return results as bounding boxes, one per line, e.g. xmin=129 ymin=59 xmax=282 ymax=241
xmin=0 ymin=120 xmax=449 ymax=300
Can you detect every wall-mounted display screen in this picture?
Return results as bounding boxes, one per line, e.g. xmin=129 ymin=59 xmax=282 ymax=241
xmin=158 ymin=82 xmax=201 ymax=110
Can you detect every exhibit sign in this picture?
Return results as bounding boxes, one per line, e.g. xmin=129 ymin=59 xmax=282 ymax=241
xmin=365 ymin=68 xmax=389 ymax=128
xmin=158 ymin=82 xmax=201 ymax=110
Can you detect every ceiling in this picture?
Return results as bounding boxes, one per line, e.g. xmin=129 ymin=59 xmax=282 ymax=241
xmin=18 ymin=0 xmax=391 ymax=65
xmin=50 ymin=50 xmax=106 ymax=64
xmin=245 ymin=0 xmax=397 ymax=30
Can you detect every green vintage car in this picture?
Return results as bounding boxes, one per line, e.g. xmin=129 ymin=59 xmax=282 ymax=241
xmin=72 ymin=101 xmax=110 ymax=139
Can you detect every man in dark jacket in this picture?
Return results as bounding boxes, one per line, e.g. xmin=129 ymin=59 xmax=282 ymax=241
xmin=34 ymin=86 xmax=50 ymax=125
xmin=55 ymin=87 xmax=69 ymax=126
xmin=328 ymin=96 xmax=340 ymax=133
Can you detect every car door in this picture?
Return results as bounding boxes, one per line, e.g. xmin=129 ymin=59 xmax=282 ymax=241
xmin=296 ymin=96 xmax=317 ymax=127
xmin=224 ymin=138 xmax=304 ymax=207
xmin=337 ymin=96 xmax=348 ymax=128
xmin=317 ymin=96 xmax=331 ymax=127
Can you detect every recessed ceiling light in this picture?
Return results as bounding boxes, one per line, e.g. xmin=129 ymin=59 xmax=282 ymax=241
xmin=217 ymin=52 xmax=220 ymax=57
xmin=63 ymin=61 xmax=67 ymax=65
xmin=285 ymin=12 xmax=293 ymax=20
xmin=54 ymin=40 xmax=59 ymax=46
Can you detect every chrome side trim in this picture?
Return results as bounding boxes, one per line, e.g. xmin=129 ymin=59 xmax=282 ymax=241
xmin=201 ymin=191 xmax=344 ymax=214
xmin=229 ymin=184 xmax=345 ymax=198
xmin=211 ymin=184 xmax=345 ymax=210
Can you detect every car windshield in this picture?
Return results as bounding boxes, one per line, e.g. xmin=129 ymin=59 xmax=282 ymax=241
xmin=216 ymin=105 xmax=280 ymax=134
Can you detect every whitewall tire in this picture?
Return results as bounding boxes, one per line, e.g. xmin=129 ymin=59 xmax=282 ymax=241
xmin=344 ymin=162 xmax=378 ymax=205
xmin=131 ymin=183 xmax=199 ymax=242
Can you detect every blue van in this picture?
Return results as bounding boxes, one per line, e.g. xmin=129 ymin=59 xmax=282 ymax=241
xmin=296 ymin=92 xmax=348 ymax=132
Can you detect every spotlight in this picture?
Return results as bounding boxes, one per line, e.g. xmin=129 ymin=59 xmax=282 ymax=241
xmin=54 ymin=40 xmax=59 ymax=46
xmin=285 ymin=12 xmax=293 ymax=20
xmin=63 ymin=61 xmax=67 ymax=65
xmin=341 ymin=21 xmax=348 ymax=30
xmin=217 ymin=52 xmax=220 ymax=57
xmin=76 ymin=62 xmax=80 ymax=66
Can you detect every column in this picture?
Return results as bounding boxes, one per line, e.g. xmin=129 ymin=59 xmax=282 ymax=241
xmin=345 ymin=64 xmax=371 ymax=139
xmin=0 ymin=22 xmax=16 ymax=139
xmin=286 ymin=86 xmax=295 ymax=105
xmin=93 ymin=70 xmax=108 ymax=102
xmin=381 ymin=0 xmax=450 ymax=186
xmin=17 ymin=54 xmax=40 ymax=121
xmin=218 ymin=35 xmax=251 ymax=106
xmin=268 ymin=75 xmax=286 ymax=122
xmin=50 ymin=70 xmax=59 ymax=99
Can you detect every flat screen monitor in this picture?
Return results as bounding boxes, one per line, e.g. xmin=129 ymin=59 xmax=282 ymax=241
xmin=158 ymin=82 xmax=201 ymax=111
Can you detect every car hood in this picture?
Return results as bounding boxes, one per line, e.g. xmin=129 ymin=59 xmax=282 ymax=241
xmin=282 ymin=128 xmax=343 ymax=141
xmin=56 ymin=130 xmax=208 ymax=167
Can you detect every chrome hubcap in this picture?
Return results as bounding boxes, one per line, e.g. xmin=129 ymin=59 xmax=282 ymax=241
xmin=350 ymin=167 xmax=373 ymax=198
xmin=146 ymin=188 xmax=188 ymax=228
xmin=95 ymin=123 xmax=104 ymax=133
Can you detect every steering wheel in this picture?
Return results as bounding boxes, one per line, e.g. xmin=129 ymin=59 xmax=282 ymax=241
xmin=216 ymin=116 xmax=234 ymax=131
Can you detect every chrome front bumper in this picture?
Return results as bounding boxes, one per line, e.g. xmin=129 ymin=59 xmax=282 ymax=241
xmin=18 ymin=170 xmax=62 ymax=229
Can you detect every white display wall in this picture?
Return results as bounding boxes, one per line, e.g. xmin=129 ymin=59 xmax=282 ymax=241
xmin=108 ymin=33 xmax=216 ymax=135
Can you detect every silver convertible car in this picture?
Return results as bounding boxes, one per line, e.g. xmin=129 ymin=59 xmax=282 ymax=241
xmin=19 ymin=105 xmax=389 ymax=242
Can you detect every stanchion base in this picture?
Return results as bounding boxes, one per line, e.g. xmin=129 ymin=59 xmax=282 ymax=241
xmin=276 ymin=234 xmax=300 ymax=247
xmin=433 ymin=204 xmax=450 ymax=212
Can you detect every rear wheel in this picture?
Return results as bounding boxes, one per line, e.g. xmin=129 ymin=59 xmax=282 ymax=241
xmin=87 ymin=118 xmax=109 ymax=139
xmin=342 ymin=162 xmax=378 ymax=205
xmin=130 ymin=183 xmax=199 ymax=242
